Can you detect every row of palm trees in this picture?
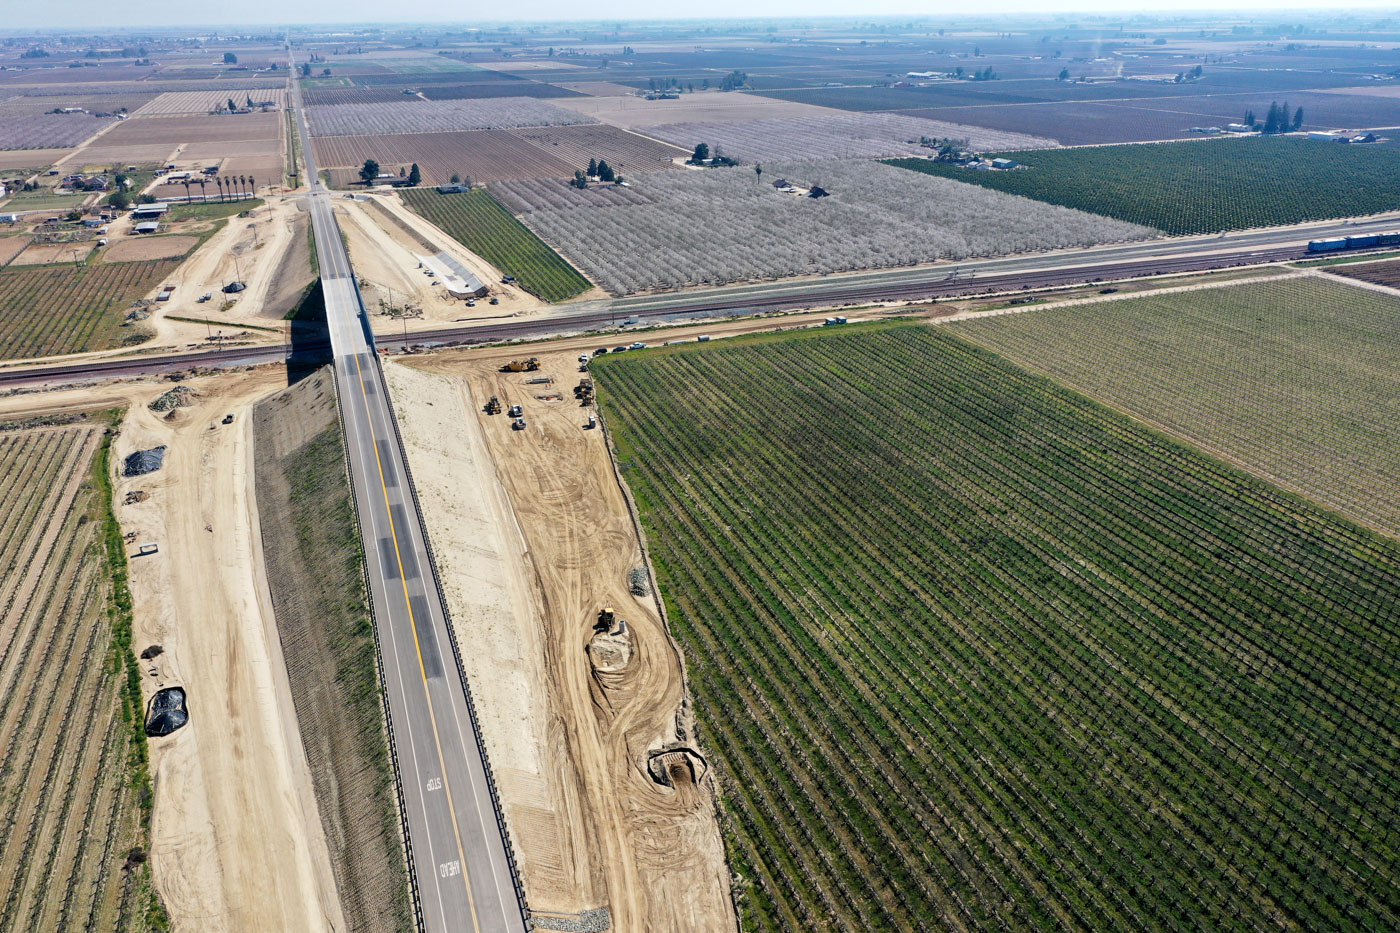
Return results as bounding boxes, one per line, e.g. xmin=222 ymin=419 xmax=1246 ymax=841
xmin=179 ymin=175 xmax=259 ymax=204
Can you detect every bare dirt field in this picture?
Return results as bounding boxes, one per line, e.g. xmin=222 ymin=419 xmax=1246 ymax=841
xmin=101 ymin=235 xmax=197 ymax=262
xmin=552 ymin=90 xmax=835 ymax=128
xmin=0 ymin=369 xmax=346 ymax=933
xmin=401 ymin=342 xmax=737 ymax=933
xmin=0 ymin=236 xmax=30 ymax=266
xmin=480 ymin=60 xmax=588 ymax=73
xmin=11 ymin=241 xmax=96 ymax=264
xmin=314 ymin=129 xmax=575 ymax=184
xmin=506 ymin=124 xmax=687 ymax=175
xmin=0 ymin=147 xmax=70 ymax=171
xmin=100 ymin=112 xmax=284 ymax=147
xmin=73 ymin=141 xmax=179 ymax=168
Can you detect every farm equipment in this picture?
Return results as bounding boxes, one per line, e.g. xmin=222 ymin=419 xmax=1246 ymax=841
xmin=485 ymin=396 xmax=502 ymax=415
xmin=501 ymin=357 xmax=540 ymax=373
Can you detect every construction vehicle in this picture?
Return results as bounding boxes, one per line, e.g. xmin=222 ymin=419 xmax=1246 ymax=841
xmin=586 ymin=414 xmax=597 ymax=430
xmin=221 ymin=413 xmax=234 ymax=424
xmin=508 ymin=404 xmax=523 ymax=418
xmin=485 ymin=396 xmax=502 ymax=415
xmin=597 ymin=607 xmax=615 ymax=631
xmin=574 ymin=379 xmax=594 ymax=404
xmin=512 ymin=417 xmax=527 ymax=431
xmin=136 ymin=543 xmax=159 ymax=556
xmin=501 ymin=357 xmax=540 ymax=373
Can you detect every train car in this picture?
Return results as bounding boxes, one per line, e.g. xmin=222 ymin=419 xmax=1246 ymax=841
xmin=1345 ymin=234 xmax=1380 ymax=249
xmin=1308 ymin=238 xmax=1348 ymax=252
xmin=1377 ymin=232 xmax=1400 ymax=247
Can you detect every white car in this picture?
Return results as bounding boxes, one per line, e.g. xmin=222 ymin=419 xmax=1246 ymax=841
xmin=629 ymin=342 xmax=647 ymax=350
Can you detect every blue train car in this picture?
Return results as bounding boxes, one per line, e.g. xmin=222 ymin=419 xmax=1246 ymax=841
xmin=1308 ymin=238 xmax=1348 ymax=252
xmin=1345 ymin=234 xmax=1380 ymax=248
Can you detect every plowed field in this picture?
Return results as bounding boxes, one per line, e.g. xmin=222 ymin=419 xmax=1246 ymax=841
xmin=314 ymin=130 xmax=574 ymax=183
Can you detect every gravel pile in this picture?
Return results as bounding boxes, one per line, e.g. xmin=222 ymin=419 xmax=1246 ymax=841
xmin=148 ymin=385 xmax=199 ymax=412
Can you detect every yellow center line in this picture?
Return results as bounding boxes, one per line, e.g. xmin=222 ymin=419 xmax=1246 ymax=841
xmin=351 ymin=348 xmax=483 ymax=933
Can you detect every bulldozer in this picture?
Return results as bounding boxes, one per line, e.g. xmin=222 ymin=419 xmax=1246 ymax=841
xmin=484 ymin=396 xmax=502 ymax=415
xmin=500 ymin=357 xmax=540 ymax=373
xmin=574 ymin=379 xmax=595 ymax=405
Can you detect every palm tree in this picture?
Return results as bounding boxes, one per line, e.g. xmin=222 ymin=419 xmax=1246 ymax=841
xmin=182 ymin=179 xmax=191 ymax=203
xmin=197 ymin=178 xmax=207 ymax=202
xmin=239 ymin=175 xmax=248 ymax=198
xmin=223 ymin=176 xmax=232 ymax=201
xmin=215 ymin=177 xmax=224 ymax=202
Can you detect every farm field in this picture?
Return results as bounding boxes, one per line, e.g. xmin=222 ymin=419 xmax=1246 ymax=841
xmin=0 ymin=113 xmax=114 ymax=149
xmin=314 ymin=129 xmax=574 ymax=185
xmin=0 ymin=148 xmax=69 ymax=172
xmin=549 ymin=90 xmax=833 ymax=128
xmin=1329 ymin=257 xmax=1400 ymax=288
xmin=98 ymin=111 xmax=283 ymax=147
xmin=303 ymin=86 xmax=423 ymax=106
xmin=305 ymin=97 xmax=595 ymax=136
xmin=349 ymin=71 xmax=521 ymax=87
xmin=887 ymin=137 xmax=1400 ymax=235
xmin=419 ymin=82 xmax=582 ymax=101
xmin=134 ymin=88 xmax=286 ymax=115
xmin=0 ymin=259 xmax=177 ymax=360
xmin=0 ymin=419 xmax=165 ymax=932
xmin=400 ymin=187 xmax=591 ymax=301
xmin=954 ymin=275 xmax=1400 ymax=534
xmin=646 ymin=112 xmax=1054 ymax=162
xmin=895 ymin=101 xmax=1210 ymax=145
xmin=492 ymin=159 xmax=1150 ymax=295
xmin=505 ymin=123 xmax=687 ymax=174
xmin=592 ymin=323 xmax=1400 ymax=933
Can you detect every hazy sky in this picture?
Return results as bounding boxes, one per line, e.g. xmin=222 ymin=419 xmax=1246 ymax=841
xmin=11 ymin=1 xmax=1400 ymax=29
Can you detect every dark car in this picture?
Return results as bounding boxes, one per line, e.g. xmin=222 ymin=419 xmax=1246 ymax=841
xmin=594 ymin=347 xmax=609 ymax=355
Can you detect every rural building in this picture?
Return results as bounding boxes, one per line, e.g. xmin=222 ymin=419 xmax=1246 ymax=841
xmin=991 ymin=158 xmax=1018 ymax=170
xmin=1227 ymin=123 xmax=1253 ymax=133
xmin=133 ymin=221 xmax=160 ymax=234
xmin=131 ymin=204 xmax=169 ymax=219
xmin=0 ymin=213 xmax=18 ymax=223
xmin=426 ymin=251 xmax=488 ymax=299
xmin=435 ymin=184 xmax=469 ymax=193
xmin=1308 ymin=131 xmax=1343 ymax=142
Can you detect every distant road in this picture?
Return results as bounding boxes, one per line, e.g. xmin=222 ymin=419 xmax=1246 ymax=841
xmin=292 ymin=70 xmax=528 ymax=933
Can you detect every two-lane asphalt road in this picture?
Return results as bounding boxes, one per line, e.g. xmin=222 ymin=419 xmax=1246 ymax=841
xmin=294 ymin=72 xmax=527 ymax=933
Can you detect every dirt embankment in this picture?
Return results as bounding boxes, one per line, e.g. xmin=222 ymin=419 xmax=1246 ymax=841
xmin=252 ymin=366 xmax=412 ymax=933
xmin=401 ymin=349 xmax=736 ymax=933
xmin=259 ymin=210 xmax=317 ymax=320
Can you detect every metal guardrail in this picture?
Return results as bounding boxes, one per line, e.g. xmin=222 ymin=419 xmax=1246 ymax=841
xmin=351 ymin=277 xmax=534 ymax=931
xmin=329 ymin=369 xmax=429 ymax=933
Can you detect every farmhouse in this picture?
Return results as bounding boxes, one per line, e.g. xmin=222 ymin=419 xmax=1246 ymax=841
xmin=991 ymin=158 xmax=1018 ymax=170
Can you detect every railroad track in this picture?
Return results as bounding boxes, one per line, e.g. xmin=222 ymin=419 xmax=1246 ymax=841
xmin=0 ymin=244 xmax=1310 ymax=389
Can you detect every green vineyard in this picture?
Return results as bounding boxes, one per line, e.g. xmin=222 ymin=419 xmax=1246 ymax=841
xmin=0 ymin=259 xmax=178 ymax=361
xmin=887 ymin=136 xmax=1400 ymax=235
xmin=954 ymin=276 xmax=1400 ymax=537
xmin=593 ymin=325 xmax=1400 ymax=932
xmin=400 ymin=188 xmax=591 ymax=302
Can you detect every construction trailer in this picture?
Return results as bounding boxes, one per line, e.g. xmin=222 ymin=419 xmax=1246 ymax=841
xmin=501 ymin=357 xmax=540 ymax=373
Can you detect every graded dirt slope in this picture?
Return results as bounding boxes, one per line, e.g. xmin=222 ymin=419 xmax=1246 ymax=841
xmin=403 ymin=347 xmax=735 ymax=933
xmin=253 ymin=366 xmax=412 ymax=933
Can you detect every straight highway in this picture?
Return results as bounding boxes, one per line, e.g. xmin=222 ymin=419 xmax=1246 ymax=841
xmin=292 ymin=69 xmax=528 ymax=933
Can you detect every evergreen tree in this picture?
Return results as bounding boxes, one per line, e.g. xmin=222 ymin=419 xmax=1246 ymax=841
xmin=1058 ymin=67 xmax=1070 ymax=81
xmin=597 ymin=160 xmax=614 ymax=182
xmin=1293 ymin=107 xmax=1304 ymax=130
xmin=407 ymin=163 xmax=421 ymax=186
xmin=572 ymin=169 xmax=588 ymax=189
xmin=359 ymin=159 xmax=379 ymax=185
xmin=1245 ymin=109 xmax=1255 ymax=127
xmin=691 ymin=142 xmax=710 ymax=163
xmin=587 ymin=157 xmax=598 ymax=176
